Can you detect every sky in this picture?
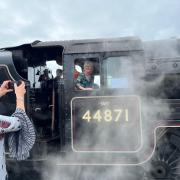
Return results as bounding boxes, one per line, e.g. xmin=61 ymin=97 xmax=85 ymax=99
xmin=0 ymin=0 xmax=180 ymax=48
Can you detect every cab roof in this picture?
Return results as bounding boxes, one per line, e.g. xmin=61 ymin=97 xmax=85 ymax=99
xmin=1 ymin=36 xmax=143 ymax=54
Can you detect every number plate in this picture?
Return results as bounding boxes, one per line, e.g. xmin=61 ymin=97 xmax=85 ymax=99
xmin=71 ymin=96 xmax=141 ymax=152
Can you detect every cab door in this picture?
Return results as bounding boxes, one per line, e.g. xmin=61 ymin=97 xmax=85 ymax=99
xmin=63 ymin=53 xmax=102 ymax=147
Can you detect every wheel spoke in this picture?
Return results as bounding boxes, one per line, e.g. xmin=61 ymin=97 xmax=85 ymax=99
xmin=169 ymin=157 xmax=180 ymax=166
xmin=166 ymin=148 xmax=177 ymax=163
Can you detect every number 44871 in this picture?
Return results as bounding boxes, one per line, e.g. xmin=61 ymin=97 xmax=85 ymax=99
xmin=82 ymin=109 xmax=129 ymax=122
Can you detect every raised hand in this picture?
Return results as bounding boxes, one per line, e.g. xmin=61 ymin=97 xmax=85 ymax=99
xmin=0 ymin=80 xmax=13 ymax=97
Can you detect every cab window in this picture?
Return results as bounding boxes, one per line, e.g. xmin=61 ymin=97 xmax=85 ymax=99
xmin=74 ymin=58 xmax=100 ymax=90
xmin=103 ymin=56 xmax=133 ymax=89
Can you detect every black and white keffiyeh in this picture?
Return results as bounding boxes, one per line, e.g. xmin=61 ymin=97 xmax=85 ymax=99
xmin=8 ymin=108 xmax=36 ymax=160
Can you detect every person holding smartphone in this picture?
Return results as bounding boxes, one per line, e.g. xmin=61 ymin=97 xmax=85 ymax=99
xmin=0 ymin=80 xmax=36 ymax=180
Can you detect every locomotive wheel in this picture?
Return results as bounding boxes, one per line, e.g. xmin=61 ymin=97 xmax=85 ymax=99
xmin=143 ymin=128 xmax=180 ymax=180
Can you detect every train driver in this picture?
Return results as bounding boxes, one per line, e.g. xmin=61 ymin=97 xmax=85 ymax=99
xmin=75 ymin=61 xmax=98 ymax=90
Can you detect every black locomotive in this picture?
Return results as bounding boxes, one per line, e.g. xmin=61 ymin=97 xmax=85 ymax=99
xmin=0 ymin=37 xmax=180 ymax=179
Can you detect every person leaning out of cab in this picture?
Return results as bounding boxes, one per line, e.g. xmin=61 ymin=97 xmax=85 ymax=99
xmin=75 ymin=61 xmax=99 ymax=90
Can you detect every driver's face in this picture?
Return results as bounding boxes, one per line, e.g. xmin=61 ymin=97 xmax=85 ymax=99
xmin=84 ymin=65 xmax=93 ymax=76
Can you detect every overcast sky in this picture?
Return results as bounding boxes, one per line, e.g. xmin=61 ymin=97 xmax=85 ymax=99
xmin=0 ymin=0 xmax=180 ymax=48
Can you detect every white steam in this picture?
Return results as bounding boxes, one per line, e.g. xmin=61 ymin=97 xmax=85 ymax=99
xmin=40 ymin=39 xmax=180 ymax=180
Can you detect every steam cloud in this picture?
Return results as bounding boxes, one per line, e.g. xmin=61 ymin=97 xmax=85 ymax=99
xmin=39 ymin=39 xmax=180 ymax=180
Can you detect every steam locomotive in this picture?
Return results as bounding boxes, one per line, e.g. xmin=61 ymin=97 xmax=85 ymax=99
xmin=1 ymin=37 xmax=180 ymax=179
